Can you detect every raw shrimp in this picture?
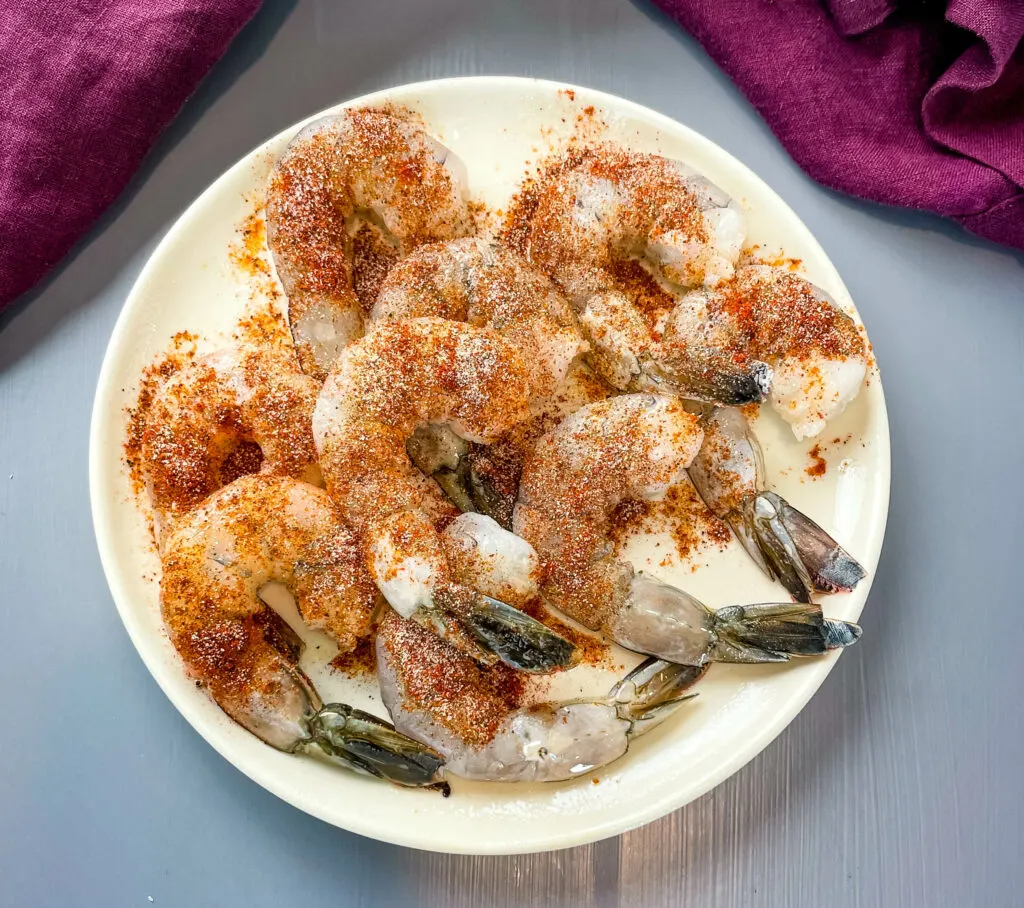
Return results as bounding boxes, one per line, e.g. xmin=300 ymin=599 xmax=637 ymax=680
xmin=266 ymin=107 xmax=473 ymax=379
xmin=141 ymin=345 xmax=321 ymax=541
xmin=377 ymin=608 xmax=705 ymax=782
xmin=313 ymin=317 xmax=575 ymax=672
xmin=370 ymin=238 xmax=598 ymax=524
xmin=160 ymin=475 xmax=446 ymax=789
xmin=370 ymin=238 xmax=588 ymax=400
xmin=688 ymin=407 xmax=866 ymax=602
xmin=520 ymin=147 xmax=767 ymax=405
xmin=663 ymin=266 xmax=868 ymax=438
xmin=513 ymin=394 xmax=862 ymax=664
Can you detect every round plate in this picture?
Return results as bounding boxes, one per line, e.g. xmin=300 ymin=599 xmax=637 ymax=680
xmin=90 ymin=77 xmax=889 ymax=854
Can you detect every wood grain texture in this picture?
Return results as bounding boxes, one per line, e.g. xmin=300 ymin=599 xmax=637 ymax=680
xmin=1 ymin=1 xmax=1021 ymax=905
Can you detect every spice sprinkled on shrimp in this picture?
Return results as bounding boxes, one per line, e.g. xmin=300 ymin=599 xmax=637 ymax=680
xmin=514 ymin=394 xmax=861 ymax=665
xmin=377 ymin=609 xmax=705 ymax=782
xmin=266 ymin=107 xmax=473 ymax=378
xmin=313 ymin=318 xmax=575 ymax=672
xmin=161 ymin=475 xmax=447 ymax=789
xmin=665 ymin=266 xmax=868 ymax=438
xmin=370 ymin=238 xmax=587 ymax=400
xmin=140 ymin=345 xmax=321 ymax=542
xmin=514 ymin=146 xmax=766 ymax=405
xmin=369 ymin=237 xmax=598 ymax=522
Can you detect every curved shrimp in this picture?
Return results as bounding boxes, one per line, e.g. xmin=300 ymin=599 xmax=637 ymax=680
xmin=688 ymin=407 xmax=866 ymax=602
xmin=377 ymin=608 xmax=705 ymax=782
xmin=369 ymin=237 xmax=597 ymax=523
xmin=520 ymin=147 xmax=766 ymax=405
xmin=160 ymin=475 xmax=446 ymax=789
xmin=141 ymin=345 xmax=321 ymax=542
xmin=513 ymin=394 xmax=862 ymax=665
xmin=266 ymin=107 xmax=473 ymax=379
xmin=664 ymin=266 xmax=868 ymax=438
xmin=313 ymin=317 xmax=575 ymax=672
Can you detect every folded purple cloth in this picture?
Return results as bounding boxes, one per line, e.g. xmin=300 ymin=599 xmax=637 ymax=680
xmin=653 ymin=0 xmax=1024 ymax=251
xmin=0 ymin=0 xmax=261 ymax=309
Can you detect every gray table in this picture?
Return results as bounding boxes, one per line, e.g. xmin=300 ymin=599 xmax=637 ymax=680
xmin=2 ymin=2 xmax=1022 ymax=905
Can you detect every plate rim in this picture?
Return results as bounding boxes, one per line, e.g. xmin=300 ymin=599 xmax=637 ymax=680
xmin=89 ymin=74 xmax=891 ymax=854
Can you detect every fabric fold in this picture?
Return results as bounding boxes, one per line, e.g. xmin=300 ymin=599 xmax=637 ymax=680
xmin=0 ymin=0 xmax=263 ymax=308
xmin=653 ymin=0 xmax=1024 ymax=251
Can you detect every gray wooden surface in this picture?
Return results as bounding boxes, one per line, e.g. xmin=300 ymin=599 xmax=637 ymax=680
xmin=2 ymin=1 xmax=1022 ymax=905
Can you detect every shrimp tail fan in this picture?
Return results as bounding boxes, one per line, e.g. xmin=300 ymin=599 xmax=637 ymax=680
xmin=456 ymin=592 xmax=577 ymax=673
xmin=710 ymin=602 xmax=861 ymax=663
xmin=304 ymin=704 xmax=450 ymax=793
xmin=735 ymin=491 xmax=867 ymax=604
xmin=643 ymin=357 xmax=772 ymax=407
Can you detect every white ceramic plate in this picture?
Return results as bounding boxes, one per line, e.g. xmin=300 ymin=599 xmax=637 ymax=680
xmin=90 ymin=77 xmax=889 ymax=854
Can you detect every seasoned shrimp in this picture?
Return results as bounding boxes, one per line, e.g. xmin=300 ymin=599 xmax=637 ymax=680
xmin=664 ymin=267 xmax=868 ymax=438
xmin=520 ymin=147 xmax=767 ymax=405
xmin=313 ymin=318 xmax=575 ymax=671
xmin=370 ymin=238 xmax=588 ymax=400
xmin=514 ymin=394 xmax=862 ymax=664
xmin=141 ymin=345 xmax=321 ymax=541
xmin=377 ymin=608 xmax=705 ymax=782
xmin=160 ymin=475 xmax=446 ymax=789
xmin=370 ymin=237 xmax=597 ymax=523
xmin=266 ymin=107 xmax=473 ymax=379
xmin=688 ymin=407 xmax=866 ymax=602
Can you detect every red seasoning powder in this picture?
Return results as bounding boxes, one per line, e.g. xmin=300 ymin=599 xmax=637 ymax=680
xmin=379 ymin=610 xmax=525 ymax=747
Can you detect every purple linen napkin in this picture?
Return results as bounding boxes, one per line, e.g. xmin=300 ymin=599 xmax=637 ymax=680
xmin=0 ymin=0 xmax=262 ymax=309
xmin=653 ymin=0 xmax=1024 ymax=251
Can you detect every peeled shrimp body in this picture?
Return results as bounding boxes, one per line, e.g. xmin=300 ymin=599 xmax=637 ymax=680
xmin=665 ymin=266 xmax=868 ymax=438
xmin=370 ymin=238 xmax=588 ymax=400
xmin=313 ymin=317 xmax=575 ymax=672
xmin=377 ymin=608 xmax=705 ymax=782
xmin=520 ymin=147 xmax=767 ymax=405
xmin=160 ymin=475 xmax=446 ymax=789
xmin=141 ymin=345 xmax=321 ymax=542
xmin=514 ymin=394 xmax=862 ymax=664
xmin=688 ymin=407 xmax=866 ymax=602
xmin=266 ymin=107 xmax=473 ymax=379
xmin=370 ymin=237 xmax=598 ymax=524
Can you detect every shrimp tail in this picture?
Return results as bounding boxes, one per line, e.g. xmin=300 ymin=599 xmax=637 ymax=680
xmin=405 ymin=429 xmax=516 ymax=529
xmin=467 ymin=453 xmax=517 ymax=531
xmin=303 ymin=704 xmax=450 ymax=793
xmin=454 ymin=591 xmax=577 ymax=673
xmin=642 ymin=357 xmax=772 ymax=406
xmin=609 ymin=658 xmax=706 ymax=736
xmin=431 ymin=462 xmax=477 ymax=515
xmin=711 ymin=602 xmax=861 ymax=663
xmin=737 ymin=491 xmax=867 ymax=603
xmin=431 ymin=449 xmax=516 ymax=530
